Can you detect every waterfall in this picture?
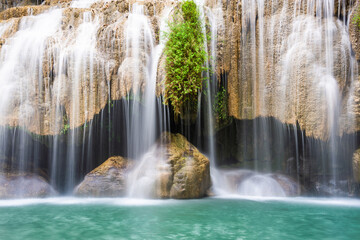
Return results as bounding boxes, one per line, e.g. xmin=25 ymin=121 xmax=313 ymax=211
xmin=213 ymin=169 xmax=300 ymax=197
xmin=70 ymin=0 xmax=105 ymax=8
xmin=122 ymin=3 xmax=156 ymax=159
xmin=233 ymin=0 xmax=358 ymax=194
xmin=237 ymin=175 xmax=286 ymax=197
xmin=125 ymin=4 xmax=172 ymax=198
xmin=0 ymin=9 xmax=63 ymax=177
xmin=0 ymin=0 xmax=358 ymax=198
xmin=60 ymin=11 xmax=101 ymax=191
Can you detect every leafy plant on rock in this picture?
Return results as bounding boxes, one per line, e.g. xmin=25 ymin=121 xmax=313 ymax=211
xmin=353 ymin=7 xmax=360 ymax=27
xmin=164 ymin=0 xmax=208 ymax=118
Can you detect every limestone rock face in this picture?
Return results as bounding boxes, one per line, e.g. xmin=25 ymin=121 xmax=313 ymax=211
xmin=220 ymin=0 xmax=359 ymax=140
xmin=349 ymin=0 xmax=360 ymax=63
xmin=0 ymin=0 xmax=171 ymax=135
xmin=155 ymin=132 xmax=211 ymax=199
xmin=0 ymin=173 xmax=57 ymax=199
xmin=0 ymin=0 xmax=358 ymax=141
xmin=0 ymin=0 xmax=39 ymax=12
xmin=353 ymin=149 xmax=360 ymax=183
xmin=74 ymin=156 xmax=132 ymax=197
xmin=203 ymin=0 xmax=360 ymax=140
xmin=349 ymin=0 xmax=360 ymax=129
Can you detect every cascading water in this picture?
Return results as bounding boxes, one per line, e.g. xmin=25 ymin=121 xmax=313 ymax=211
xmin=122 ymin=3 xmax=156 ymax=160
xmin=237 ymin=174 xmax=286 ymax=197
xmin=71 ymin=0 xmax=105 ymax=8
xmin=57 ymin=11 xmax=102 ymax=191
xmin=0 ymin=0 xmax=358 ymax=199
xmin=225 ymin=0 xmax=358 ymax=195
xmin=125 ymin=4 xmax=172 ymax=198
xmin=0 ymin=9 xmax=63 ymax=176
xmin=199 ymin=0 xmax=358 ymax=197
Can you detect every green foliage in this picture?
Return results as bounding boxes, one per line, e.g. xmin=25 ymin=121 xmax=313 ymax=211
xmin=60 ymin=115 xmax=70 ymax=135
xmin=164 ymin=0 xmax=207 ymax=117
xmin=213 ymin=86 xmax=228 ymax=122
xmin=353 ymin=8 xmax=360 ymax=27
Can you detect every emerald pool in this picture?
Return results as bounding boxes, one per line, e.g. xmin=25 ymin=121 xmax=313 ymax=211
xmin=0 ymin=197 xmax=359 ymax=240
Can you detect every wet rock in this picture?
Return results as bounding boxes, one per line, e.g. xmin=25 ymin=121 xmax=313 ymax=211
xmin=271 ymin=174 xmax=301 ymax=196
xmin=129 ymin=132 xmax=211 ymax=199
xmin=74 ymin=156 xmax=132 ymax=197
xmin=0 ymin=172 xmax=57 ymax=199
xmin=214 ymin=169 xmax=301 ymax=196
xmin=156 ymin=132 xmax=211 ymax=199
xmin=0 ymin=0 xmax=357 ymax=141
xmin=222 ymin=0 xmax=359 ymax=140
xmin=0 ymin=5 xmax=50 ymax=20
xmin=349 ymin=1 xmax=360 ymax=64
xmin=353 ymin=148 xmax=360 ymax=183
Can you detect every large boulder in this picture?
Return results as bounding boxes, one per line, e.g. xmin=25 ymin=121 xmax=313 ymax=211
xmin=167 ymin=134 xmax=211 ymax=199
xmin=74 ymin=156 xmax=132 ymax=197
xmin=0 ymin=173 xmax=57 ymax=199
xmin=130 ymin=132 xmax=211 ymax=199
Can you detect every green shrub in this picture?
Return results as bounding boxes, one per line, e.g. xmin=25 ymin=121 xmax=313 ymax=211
xmin=61 ymin=115 xmax=70 ymax=135
xmin=353 ymin=8 xmax=360 ymax=27
xmin=164 ymin=0 xmax=207 ymax=117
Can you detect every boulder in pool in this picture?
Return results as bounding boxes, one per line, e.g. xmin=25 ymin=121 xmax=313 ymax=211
xmin=0 ymin=173 xmax=57 ymax=199
xmin=74 ymin=156 xmax=132 ymax=197
xmin=130 ymin=132 xmax=211 ymax=199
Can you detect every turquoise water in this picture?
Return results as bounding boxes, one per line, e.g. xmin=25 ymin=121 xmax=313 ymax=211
xmin=0 ymin=197 xmax=360 ymax=240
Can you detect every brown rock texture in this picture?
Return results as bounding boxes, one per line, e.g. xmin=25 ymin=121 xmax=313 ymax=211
xmin=0 ymin=0 xmax=358 ymax=141
xmin=0 ymin=172 xmax=57 ymax=198
xmin=353 ymin=148 xmax=360 ymax=183
xmin=0 ymin=0 xmax=172 ymax=135
xmin=349 ymin=0 xmax=360 ymax=130
xmin=154 ymin=132 xmax=211 ymax=199
xmin=74 ymin=156 xmax=132 ymax=197
xmin=0 ymin=5 xmax=50 ymax=20
xmin=0 ymin=0 xmax=37 ymax=11
xmin=220 ymin=0 xmax=359 ymax=140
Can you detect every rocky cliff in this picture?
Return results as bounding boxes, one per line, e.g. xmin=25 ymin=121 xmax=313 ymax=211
xmin=0 ymin=0 xmax=358 ymax=141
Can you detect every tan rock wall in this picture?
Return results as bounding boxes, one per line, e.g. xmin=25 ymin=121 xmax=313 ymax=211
xmin=0 ymin=0 xmax=358 ymax=140
xmin=0 ymin=0 xmax=171 ymax=135
xmin=223 ymin=0 xmax=359 ymax=140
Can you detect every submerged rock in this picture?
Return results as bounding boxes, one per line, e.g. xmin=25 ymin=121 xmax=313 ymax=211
xmin=0 ymin=173 xmax=57 ymax=199
xmin=129 ymin=132 xmax=211 ymax=199
xmin=74 ymin=156 xmax=132 ymax=197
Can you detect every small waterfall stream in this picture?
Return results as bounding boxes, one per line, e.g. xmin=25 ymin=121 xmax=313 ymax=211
xmin=0 ymin=9 xmax=63 ymax=177
xmin=124 ymin=3 xmax=172 ymax=198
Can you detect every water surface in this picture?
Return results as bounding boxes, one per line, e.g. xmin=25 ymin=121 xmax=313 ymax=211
xmin=0 ymin=197 xmax=359 ymax=240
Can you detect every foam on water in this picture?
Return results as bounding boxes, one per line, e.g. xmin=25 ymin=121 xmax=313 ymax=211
xmin=212 ymin=195 xmax=360 ymax=207
xmin=0 ymin=197 xmax=175 ymax=207
xmin=1 ymin=196 xmax=360 ymax=208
